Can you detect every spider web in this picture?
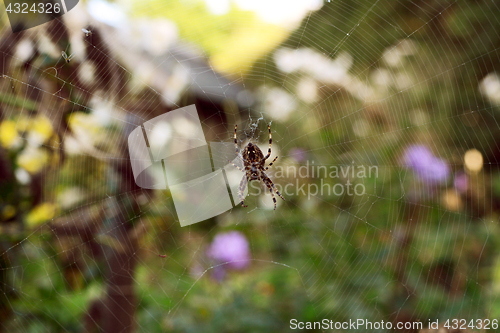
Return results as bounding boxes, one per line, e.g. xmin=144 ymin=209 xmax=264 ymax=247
xmin=0 ymin=0 xmax=499 ymax=332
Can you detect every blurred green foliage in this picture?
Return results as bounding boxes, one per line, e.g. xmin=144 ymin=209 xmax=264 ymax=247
xmin=2 ymin=0 xmax=500 ymax=332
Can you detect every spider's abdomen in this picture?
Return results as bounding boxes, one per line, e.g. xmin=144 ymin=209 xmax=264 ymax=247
xmin=242 ymin=143 xmax=265 ymax=180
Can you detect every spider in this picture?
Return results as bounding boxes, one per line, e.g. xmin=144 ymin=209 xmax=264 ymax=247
xmin=231 ymin=124 xmax=285 ymax=210
xmin=61 ymin=51 xmax=74 ymax=63
xmin=82 ymin=28 xmax=92 ymax=37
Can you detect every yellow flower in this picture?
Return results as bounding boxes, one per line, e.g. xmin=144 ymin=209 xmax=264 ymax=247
xmin=26 ymin=203 xmax=57 ymax=228
xmin=0 ymin=120 xmax=20 ymax=148
xmin=29 ymin=115 xmax=53 ymax=145
xmin=464 ymin=149 xmax=483 ymax=173
xmin=17 ymin=147 xmax=48 ymax=173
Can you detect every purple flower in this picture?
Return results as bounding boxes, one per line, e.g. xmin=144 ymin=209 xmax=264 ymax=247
xmin=454 ymin=172 xmax=468 ymax=193
xmin=404 ymin=145 xmax=449 ymax=184
xmin=207 ymin=231 xmax=250 ymax=270
xmin=289 ymin=148 xmax=306 ymax=163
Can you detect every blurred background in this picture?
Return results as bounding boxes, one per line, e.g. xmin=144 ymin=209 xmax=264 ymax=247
xmin=1 ymin=0 xmax=500 ymax=332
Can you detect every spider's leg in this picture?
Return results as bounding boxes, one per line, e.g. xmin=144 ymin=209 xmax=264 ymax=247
xmin=267 ymin=185 xmax=277 ymax=210
xmin=234 ymin=125 xmax=239 ymax=155
xmin=228 ymin=160 xmax=244 ymax=172
xmin=263 ymin=125 xmax=272 ymax=160
xmin=262 ymin=173 xmax=285 ymax=210
xmin=239 ymin=175 xmax=248 ymax=207
xmin=264 ymin=156 xmax=278 ymax=171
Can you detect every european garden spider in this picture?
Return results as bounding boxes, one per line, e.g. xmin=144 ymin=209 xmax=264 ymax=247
xmin=231 ymin=124 xmax=285 ymax=210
